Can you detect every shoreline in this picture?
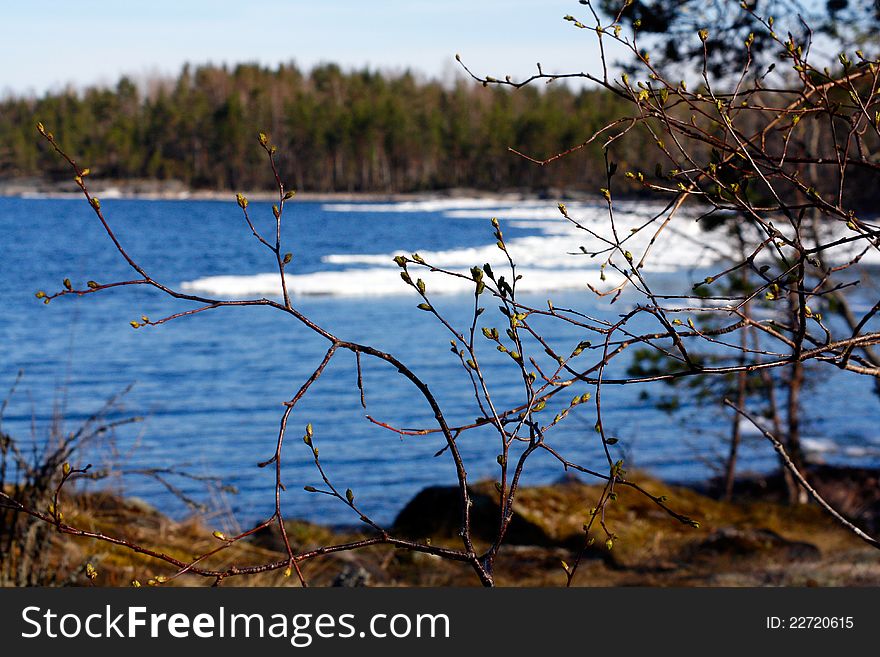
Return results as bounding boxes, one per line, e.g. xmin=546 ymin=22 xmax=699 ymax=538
xmin=0 ymin=178 xmax=599 ymax=203
xmin=7 ymin=463 xmax=878 ymax=586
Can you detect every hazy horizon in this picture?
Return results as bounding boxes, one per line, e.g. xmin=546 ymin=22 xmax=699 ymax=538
xmin=1 ymin=1 xmax=618 ymax=97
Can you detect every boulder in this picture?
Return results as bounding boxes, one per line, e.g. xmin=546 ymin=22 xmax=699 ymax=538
xmin=694 ymin=526 xmax=820 ymax=561
xmin=392 ymin=484 xmax=580 ymax=547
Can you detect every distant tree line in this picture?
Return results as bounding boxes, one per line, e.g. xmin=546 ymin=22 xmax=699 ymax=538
xmin=0 ymin=63 xmax=661 ymax=193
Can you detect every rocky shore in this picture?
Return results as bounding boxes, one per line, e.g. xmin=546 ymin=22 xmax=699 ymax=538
xmin=9 ymin=466 xmax=879 ymax=587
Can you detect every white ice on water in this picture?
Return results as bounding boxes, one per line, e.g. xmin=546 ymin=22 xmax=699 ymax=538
xmin=181 ymin=199 xmax=879 ymax=298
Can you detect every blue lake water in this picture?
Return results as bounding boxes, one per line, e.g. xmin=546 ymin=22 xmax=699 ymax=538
xmin=2 ymin=195 xmax=879 ymax=527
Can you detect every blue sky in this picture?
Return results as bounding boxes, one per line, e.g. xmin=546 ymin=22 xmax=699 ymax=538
xmin=1 ymin=1 xmax=620 ymax=95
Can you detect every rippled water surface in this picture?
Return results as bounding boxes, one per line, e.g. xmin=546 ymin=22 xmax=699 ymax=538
xmin=2 ymin=196 xmax=878 ymax=525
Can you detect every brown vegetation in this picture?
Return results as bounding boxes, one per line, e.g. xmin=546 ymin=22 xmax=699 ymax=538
xmin=31 ymin=470 xmax=880 ymax=587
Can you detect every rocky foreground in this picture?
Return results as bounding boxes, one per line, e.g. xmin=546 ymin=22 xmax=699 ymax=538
xmin=10 ymin=467 xmax=880 ymax=587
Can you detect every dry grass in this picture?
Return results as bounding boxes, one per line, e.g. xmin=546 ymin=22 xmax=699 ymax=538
xmin=12 ymin=472 xmax=879 ymax=587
